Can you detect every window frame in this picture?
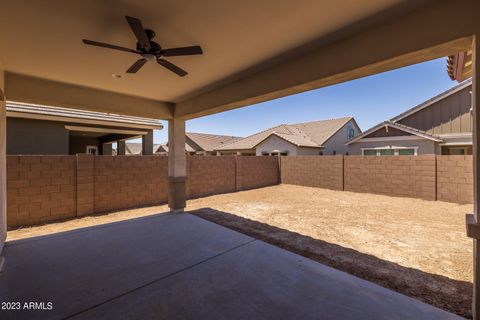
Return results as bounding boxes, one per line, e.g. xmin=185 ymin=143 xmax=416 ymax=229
xmin=361 ymin=146 xmax=418 ymax=156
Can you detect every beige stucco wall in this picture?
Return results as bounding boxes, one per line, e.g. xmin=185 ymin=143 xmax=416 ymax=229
xmin=323 ymin=119 xmax=361 ymax=155
xmin=255 ymin=135 xmax=321 ymax=156
xmin=255 ymin=135 xmax=298 ymax=156
xmin=348 ymin=138 xmax=436 ymax=155
xmin=296 ymin=147 xmax=321 ymax=156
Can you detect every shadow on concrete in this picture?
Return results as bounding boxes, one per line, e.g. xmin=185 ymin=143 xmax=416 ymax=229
xmin=189 ymin=207 xmax=473 ymax=319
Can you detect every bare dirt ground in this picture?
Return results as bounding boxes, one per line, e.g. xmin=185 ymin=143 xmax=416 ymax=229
xmin=7 ymin=185 xmax=473 ymax=318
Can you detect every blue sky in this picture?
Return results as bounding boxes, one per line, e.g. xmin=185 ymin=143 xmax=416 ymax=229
xmin=151 ymin=57 xmax=456 ymax=143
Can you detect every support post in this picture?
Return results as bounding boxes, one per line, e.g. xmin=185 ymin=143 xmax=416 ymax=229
xmin=467 ymin=34 xmax=480 ymax=320
xmin=117 ymin=140 xmax=126 ymax=155
xmin=142 ymin=130 xmax=154 ymax=155
xmin=168 ymin=118 xmax=186 ymax=212
xmin=102 ymin=143 xmax=113 ymax=155
xmin=0 ymin=67 xmax=6 ymax=260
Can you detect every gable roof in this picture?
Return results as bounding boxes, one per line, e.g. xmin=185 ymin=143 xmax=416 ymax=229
xmin=186 ymin=132 xmax=243 ymax=152
xmin=125 ymin=142 xmax=162 ymax=155
xmin=216 ymin=117 xmax=354 ymax=151
xmin=156 ymin=143 xmax=197 ymax=153
xmin=390 ymin=79 xmax=472 ymax=123
xmin=6 ymin=101 xmax=163 ymax=130
xmin=447 ymin=51 xmax=472 ymax=82
xmin=349 ymin=80 xmax=472 ymax=144
xmin=346 ymin=121 xmax=443 ymax=145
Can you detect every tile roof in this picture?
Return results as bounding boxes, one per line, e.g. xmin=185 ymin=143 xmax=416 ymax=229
xmin=157 ymin=143 xmax=196 ymax=153
xmin=6 ymin=101 xmax=163 ymax=129
xmin=125 ymin=143 xmax=162 ymax=155
xmin=216 ymin=117 xmax=353 ymax=151
xmin=186 ymin=132 xmax=243 ymax=152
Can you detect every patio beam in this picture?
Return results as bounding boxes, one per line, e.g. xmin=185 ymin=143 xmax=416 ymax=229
xmin=168 ymin=118 xmax=186 ymax=212
xmin=175 ymin=0 xmax=477 ymax=120
xmin=5 ymin=73 xmax=174 ymax=120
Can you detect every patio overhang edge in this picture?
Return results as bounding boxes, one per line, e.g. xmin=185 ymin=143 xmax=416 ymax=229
xmin=174 ymin=0 xmax=476 ymax=120
xmin=5 ymin=72 xmax=174 ymax=120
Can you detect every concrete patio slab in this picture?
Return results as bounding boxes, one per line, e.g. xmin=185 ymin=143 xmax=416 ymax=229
xmin=0 ymin=213 xmax=462 ymax=320
xmin=0 ymin=213 xmax=253 ymax=320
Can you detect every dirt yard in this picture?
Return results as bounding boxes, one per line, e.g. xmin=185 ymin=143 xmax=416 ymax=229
xmin=7 ymin=185 xmax=473 ymax=318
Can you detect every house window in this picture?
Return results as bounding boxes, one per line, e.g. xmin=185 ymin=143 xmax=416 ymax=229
xmin=441 ymin=146 xmax=472 ymax=155
xmin=398 ymin=149 xmax=415 ymax=156
xmin=361 ymin=147 xmax=417 ymax=156
xmin=347 ymin=127 xmax=355 ymax=139
xmin=262 ymin=150 xmax=289 ymax=156
xmin=86 ymin=146 xmax=98 ymax=155
xmin=363 ymin=149 xmax=377 ymax=156
xmin=380 ymin=149 xmax=394 ymax=156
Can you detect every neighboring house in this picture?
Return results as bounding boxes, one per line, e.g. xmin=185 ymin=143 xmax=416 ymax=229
xmin=215 ymin=117 xmax=360 ymax=156
xmin=157 ymin=132 xmax=243 ymax=156
xmin=6 ymin=102 xmax=162 ymax=155
xmin=125 ymin=142 xmax=162 ymax=155
xmin=347 ymin=79 xmax=472 ymax=155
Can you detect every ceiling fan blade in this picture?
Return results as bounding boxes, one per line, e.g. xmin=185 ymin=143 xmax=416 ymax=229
xmin=82 ymin=39 xmax=139 ymax=54
xmin=157 ymin=58 xmax=188 ymax=77
xmin=125 ymin=16 xmax=151 ymax=51
xmin=126 ymin=58 xmax=148 ymax=73
xmin=161 ymin=46 xmax=203 ymax=57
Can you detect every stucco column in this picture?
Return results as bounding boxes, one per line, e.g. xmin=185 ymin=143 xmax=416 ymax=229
xmin=0 ymin=66 xmax=6 ymax=261
xmin=142 ymin=130 xmax=154 ymax=155
xmin=469 ymin=34 xmax=480 ymax=320
xmin=168 ymin=118 xmax=186 ymax=212
xmin=102 ymin=143 xmax=113 ymax=155
xmin=117 ymin=140 xmax=126 ymax=155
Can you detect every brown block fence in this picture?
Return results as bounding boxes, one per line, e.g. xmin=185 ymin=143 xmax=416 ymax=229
xmin=7 ymin=155 xmax=280 ymax=228
xmin=436 ymin=155 xmax=473 ymax=204
xmin=280 ymin=155 xmax=473 ymax=204
xmin=344 ymin=155 xmax=436 ymax=200
xmin=281 ymin=156 xmax=344 ymax=191
xmin=7 ymin=154 xmax=472 ymax=228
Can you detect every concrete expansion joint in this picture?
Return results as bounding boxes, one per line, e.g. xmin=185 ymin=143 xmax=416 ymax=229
xmin=63 ymin=238 xmax=256 ymax=319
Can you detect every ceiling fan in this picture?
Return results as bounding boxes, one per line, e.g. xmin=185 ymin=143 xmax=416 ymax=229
xmin=82 ymin=16 xmax=203 ymax=77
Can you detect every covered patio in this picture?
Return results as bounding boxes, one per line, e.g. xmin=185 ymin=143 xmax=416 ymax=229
xmin=1 ymin=0 xmax=480 ymax=319
xmin=0 ymin=213 xmax=460 ymax=319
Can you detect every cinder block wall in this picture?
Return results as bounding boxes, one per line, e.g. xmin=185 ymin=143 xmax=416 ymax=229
xmin=7 ymin=155 xmax=280 ymax=228
xmin=187 ymin=156 xmax=236 ymax=198
xmin=344 ymin=155 xmax=437 ymax=200
xmin=280 ymin=155 xmax=472 ymax=204
xmin=281 ymin=156 xmax=343 ymax=190
xmin=93 ymin=156 xmax=169 ymax=213
xmin=437 ymin=155 xmax=473 ymax=204
xmin=7 ymin=155 xmax=77 ymax=227
xmin=236 ymin=156 xmax=280 ymax=190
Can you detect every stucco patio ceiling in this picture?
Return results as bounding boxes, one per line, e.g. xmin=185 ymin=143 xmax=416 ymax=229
xmin=0 ymin=0 xmax=475 ymax=120
xmin=0 ymin=0 xmax=402 ymax=102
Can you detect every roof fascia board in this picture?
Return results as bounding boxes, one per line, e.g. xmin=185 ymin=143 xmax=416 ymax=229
xmin=64 ymin=125 xmax=148 ymax=136
xmin=6 ymin=111 xmax=161 ymax=130
xmin=347 ymin=122 xmax=442 ymax=144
